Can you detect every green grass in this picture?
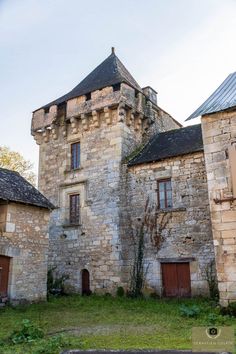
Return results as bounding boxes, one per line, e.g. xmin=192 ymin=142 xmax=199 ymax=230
xmin=0 ymin=295 xmax=235 ymax=353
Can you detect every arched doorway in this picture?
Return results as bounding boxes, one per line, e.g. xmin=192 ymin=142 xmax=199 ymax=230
xmin=0 ymin=255 xmax=10 ymax=297
xmin=81 ymin=269 xmax=91 ymax=295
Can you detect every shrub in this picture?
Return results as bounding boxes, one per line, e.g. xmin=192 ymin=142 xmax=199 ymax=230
xmin=9 ymin=319 xmax=44 ymax=344
xmin=149 ymin=292 xmax=160 ymax=299
xmin=47 ymin=267 xmax=69 ymax=296
xmin=220 ymin=302 xmax=236 ymax=317
xmin=34 ymin=335 xmax=69 ymax=354
xmin=116 ymin=286 xmax=125 ymax=297
xmin=203 ymin=261 xmax=219 ymax=300
xmin=179 ymin=304 xmax=201 ymax=318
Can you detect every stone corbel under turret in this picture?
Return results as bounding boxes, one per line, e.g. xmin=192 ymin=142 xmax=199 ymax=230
xmin=51 ymin=123 xmax=59 ymax=140
xmin=32 ymin=131 xmax=43 ymax=145
xmin=104 ymin=107 xmax=112 ymax=125
xmin=118 ymin=103 xmax=126 ymax=122
xmin=42 ymin=128 xmax=50 ymax=143
xmin=92 ymin=110 xmax=100 ymax=128
xmin=81 ymin=114 xmax=88 ymax=131
xmin=134 ymin=113 xmax=143 ymax=131
xmin=70 ymin=116 xmax=78 ymax=134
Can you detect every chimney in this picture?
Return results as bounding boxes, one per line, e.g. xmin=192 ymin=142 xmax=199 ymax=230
xmin=142 ymin=86 xmax=158 ymax=105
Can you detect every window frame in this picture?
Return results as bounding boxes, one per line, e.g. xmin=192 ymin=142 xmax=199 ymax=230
xmin=157 ymin=178 xmax=172 ymax=209
xmin=71 ymin=142 xmax=80 ymax=170
xmin=69 ymin=193 xmax=80 ymax=225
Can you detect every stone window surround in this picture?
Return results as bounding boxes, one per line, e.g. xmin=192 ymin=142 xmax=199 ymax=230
xmin=156 ymin=178 xmax=172 ymax=209
xmin=64 ymin=137 xmax=82 ymax=173
xmin=59 ymin=181 xmax=87 ymax=227
xmin=71 ymin=142 xmax=81 ymax=170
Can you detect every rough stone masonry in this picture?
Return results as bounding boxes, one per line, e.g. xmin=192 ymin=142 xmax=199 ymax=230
xmin=31 ymin=50 xmax=236 ymax=304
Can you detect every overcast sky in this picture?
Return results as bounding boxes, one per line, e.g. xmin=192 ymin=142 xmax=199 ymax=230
xmin=1 ymin=0 xmax=236 ymax=173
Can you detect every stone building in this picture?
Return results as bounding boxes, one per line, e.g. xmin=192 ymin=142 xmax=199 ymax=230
xmin=187 ymin=72 xmax=236 ymax=305
xmin=0 ymin=168 xmax=54 ymax=303
xmin=31 ymin=49 xmax=236 ymax=304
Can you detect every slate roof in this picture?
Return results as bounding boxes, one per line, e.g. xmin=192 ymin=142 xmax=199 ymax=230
xmin=128 ymin=124 xmax=203 ymax=166
xmin=187 ymin=72 xmax=236 ymax=120
xmin=39 ymin=52 xmax=142 ymax=111
xmin=0 ymin=168 xmax=55 ymax=209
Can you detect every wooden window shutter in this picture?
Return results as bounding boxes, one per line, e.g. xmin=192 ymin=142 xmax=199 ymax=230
xmin=228 ymin=144 xmax=236 ymax=197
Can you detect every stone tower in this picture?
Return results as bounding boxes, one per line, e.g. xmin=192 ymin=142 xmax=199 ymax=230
xmin=31 ymin=49 xmax=179 ymax=294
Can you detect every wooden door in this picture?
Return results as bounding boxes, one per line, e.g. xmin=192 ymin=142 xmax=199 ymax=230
xmin=162 ymin=262 xmax=191 ymax=297
xmin=81 ymin=269 xmax=90 ymax=295
xmin=0 ymin=256 xmax=10 ymax=297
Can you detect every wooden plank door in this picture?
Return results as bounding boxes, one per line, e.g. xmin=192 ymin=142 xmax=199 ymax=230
xmin=162 ymin=262 xmax=191 ymax=297
xmin=0 ymin=256 xmax=10 ymax=297
xmin=82 ymin=269 xmax=90 ymax=295
xmin=177 ymin=263 xmax=191 ymax=297
xmin=162 ymin=263 xmax=179 ymax=297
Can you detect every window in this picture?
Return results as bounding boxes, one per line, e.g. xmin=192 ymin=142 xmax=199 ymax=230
xmin=112 ymin=83 xmax=120 ymax=92
xmin=85 ymin=92 xmax=91 ymax=101
xmin=71 ymin=142 xmax=80 ymax=170
xmin=157 ymin=179 xmax=172 ymax=209
xmin=69 ymin=194 xmax=80 ymax=224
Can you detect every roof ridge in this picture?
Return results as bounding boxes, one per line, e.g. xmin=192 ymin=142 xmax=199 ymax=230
xmin=0 ymin=167 xmax=20 ymax=176
xmin=36 ymin=52 xmax=142 ymax=111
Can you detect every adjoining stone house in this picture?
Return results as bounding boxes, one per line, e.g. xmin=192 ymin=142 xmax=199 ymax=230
xmin=187 ymin=72 xmax=236 ymax=305
xmin=0 ymin=168 xmax=54 ymax=303
xmin=31 ymin=48 xmax=236 ymax=304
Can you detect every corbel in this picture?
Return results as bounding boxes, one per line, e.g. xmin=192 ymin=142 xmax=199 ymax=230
xmin=32 ymin=131 xmax=43 ymax=145
xmin=104 ymin=107 xmax=112 ymax=125
xmin=126 ymin=109 xmax=135 ymax=127
xmin=51 ymin=123 xmax=58 ymax=140
xmin=62 ymin=124 xmax=67 ymax=138
xmin=134 ymin=113 xmax=143 ymax=131
xmin=81 ymin=113 xmax=88 ymax=131
xmin=70 ymin=116 xmax=78 ymax=134
xmin=42 ymin=129 xmax=50 ymax=143
xmin=118 ymin=102 xmax=126 ymax=122
xmin=92 ymin=110 xmax=99 ymax=128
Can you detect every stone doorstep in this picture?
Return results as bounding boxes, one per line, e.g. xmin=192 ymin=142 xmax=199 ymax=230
xmin=61 ymin=351 xmax=223 ymax=354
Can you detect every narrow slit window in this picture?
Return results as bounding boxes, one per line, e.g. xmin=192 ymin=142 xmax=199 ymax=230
xmin=70 ymin=194 xmax=80 ymax=224
xmin=71 ymin=142 xmax=80 ymax=170
xmin=157 ymin=179 xmax=172 ymax=209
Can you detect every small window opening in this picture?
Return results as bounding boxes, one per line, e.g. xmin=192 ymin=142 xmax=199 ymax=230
xmin=113 ymin=83 xmax=120 ymax=92
xmin=85 ymin=92 xmax=91 ymax=101
xmin=44 ymin=107 xmax=50 ymax=114
xmin=69 ymin=194 xmax=80 ymax=224
xmin=57 ymin=102 xmax=67 ymax=117
xmin=71 ymin=142 xmax=80 ymax=170
xmin=157 ymin=179 xmax=172 ymax=209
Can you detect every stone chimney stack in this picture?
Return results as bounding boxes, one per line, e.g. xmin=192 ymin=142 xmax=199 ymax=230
xmin=142 ymin=86 xmax=157 ymax=105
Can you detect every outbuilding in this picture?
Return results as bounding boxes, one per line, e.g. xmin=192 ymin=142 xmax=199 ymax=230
xmin=0 ymin=168 xmax=54 ymax=304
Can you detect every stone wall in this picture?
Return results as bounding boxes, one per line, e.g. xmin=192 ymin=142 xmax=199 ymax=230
xmin=201 ymin=111 xmax=236 ymax=305
xmin=120 ymin=151 xmax=215 ymax=296
xmin=0 ymin=202 xmax=49 ymax=303
xmin=34 ymin=82 xmax=180 ymax=294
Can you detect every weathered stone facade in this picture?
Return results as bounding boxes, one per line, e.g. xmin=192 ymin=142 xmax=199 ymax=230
xmin=0 ymin=202 xmax=50 ymax=303
xmin=31 ymin=51 xmax=225 ymax=299
xmin=120 ymin=151 xmax=215 ymax=296
xmin=33 ymin=79 xmax=179 ymax=294
xmin=201 ymin=111 xmax=236 ymax=305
